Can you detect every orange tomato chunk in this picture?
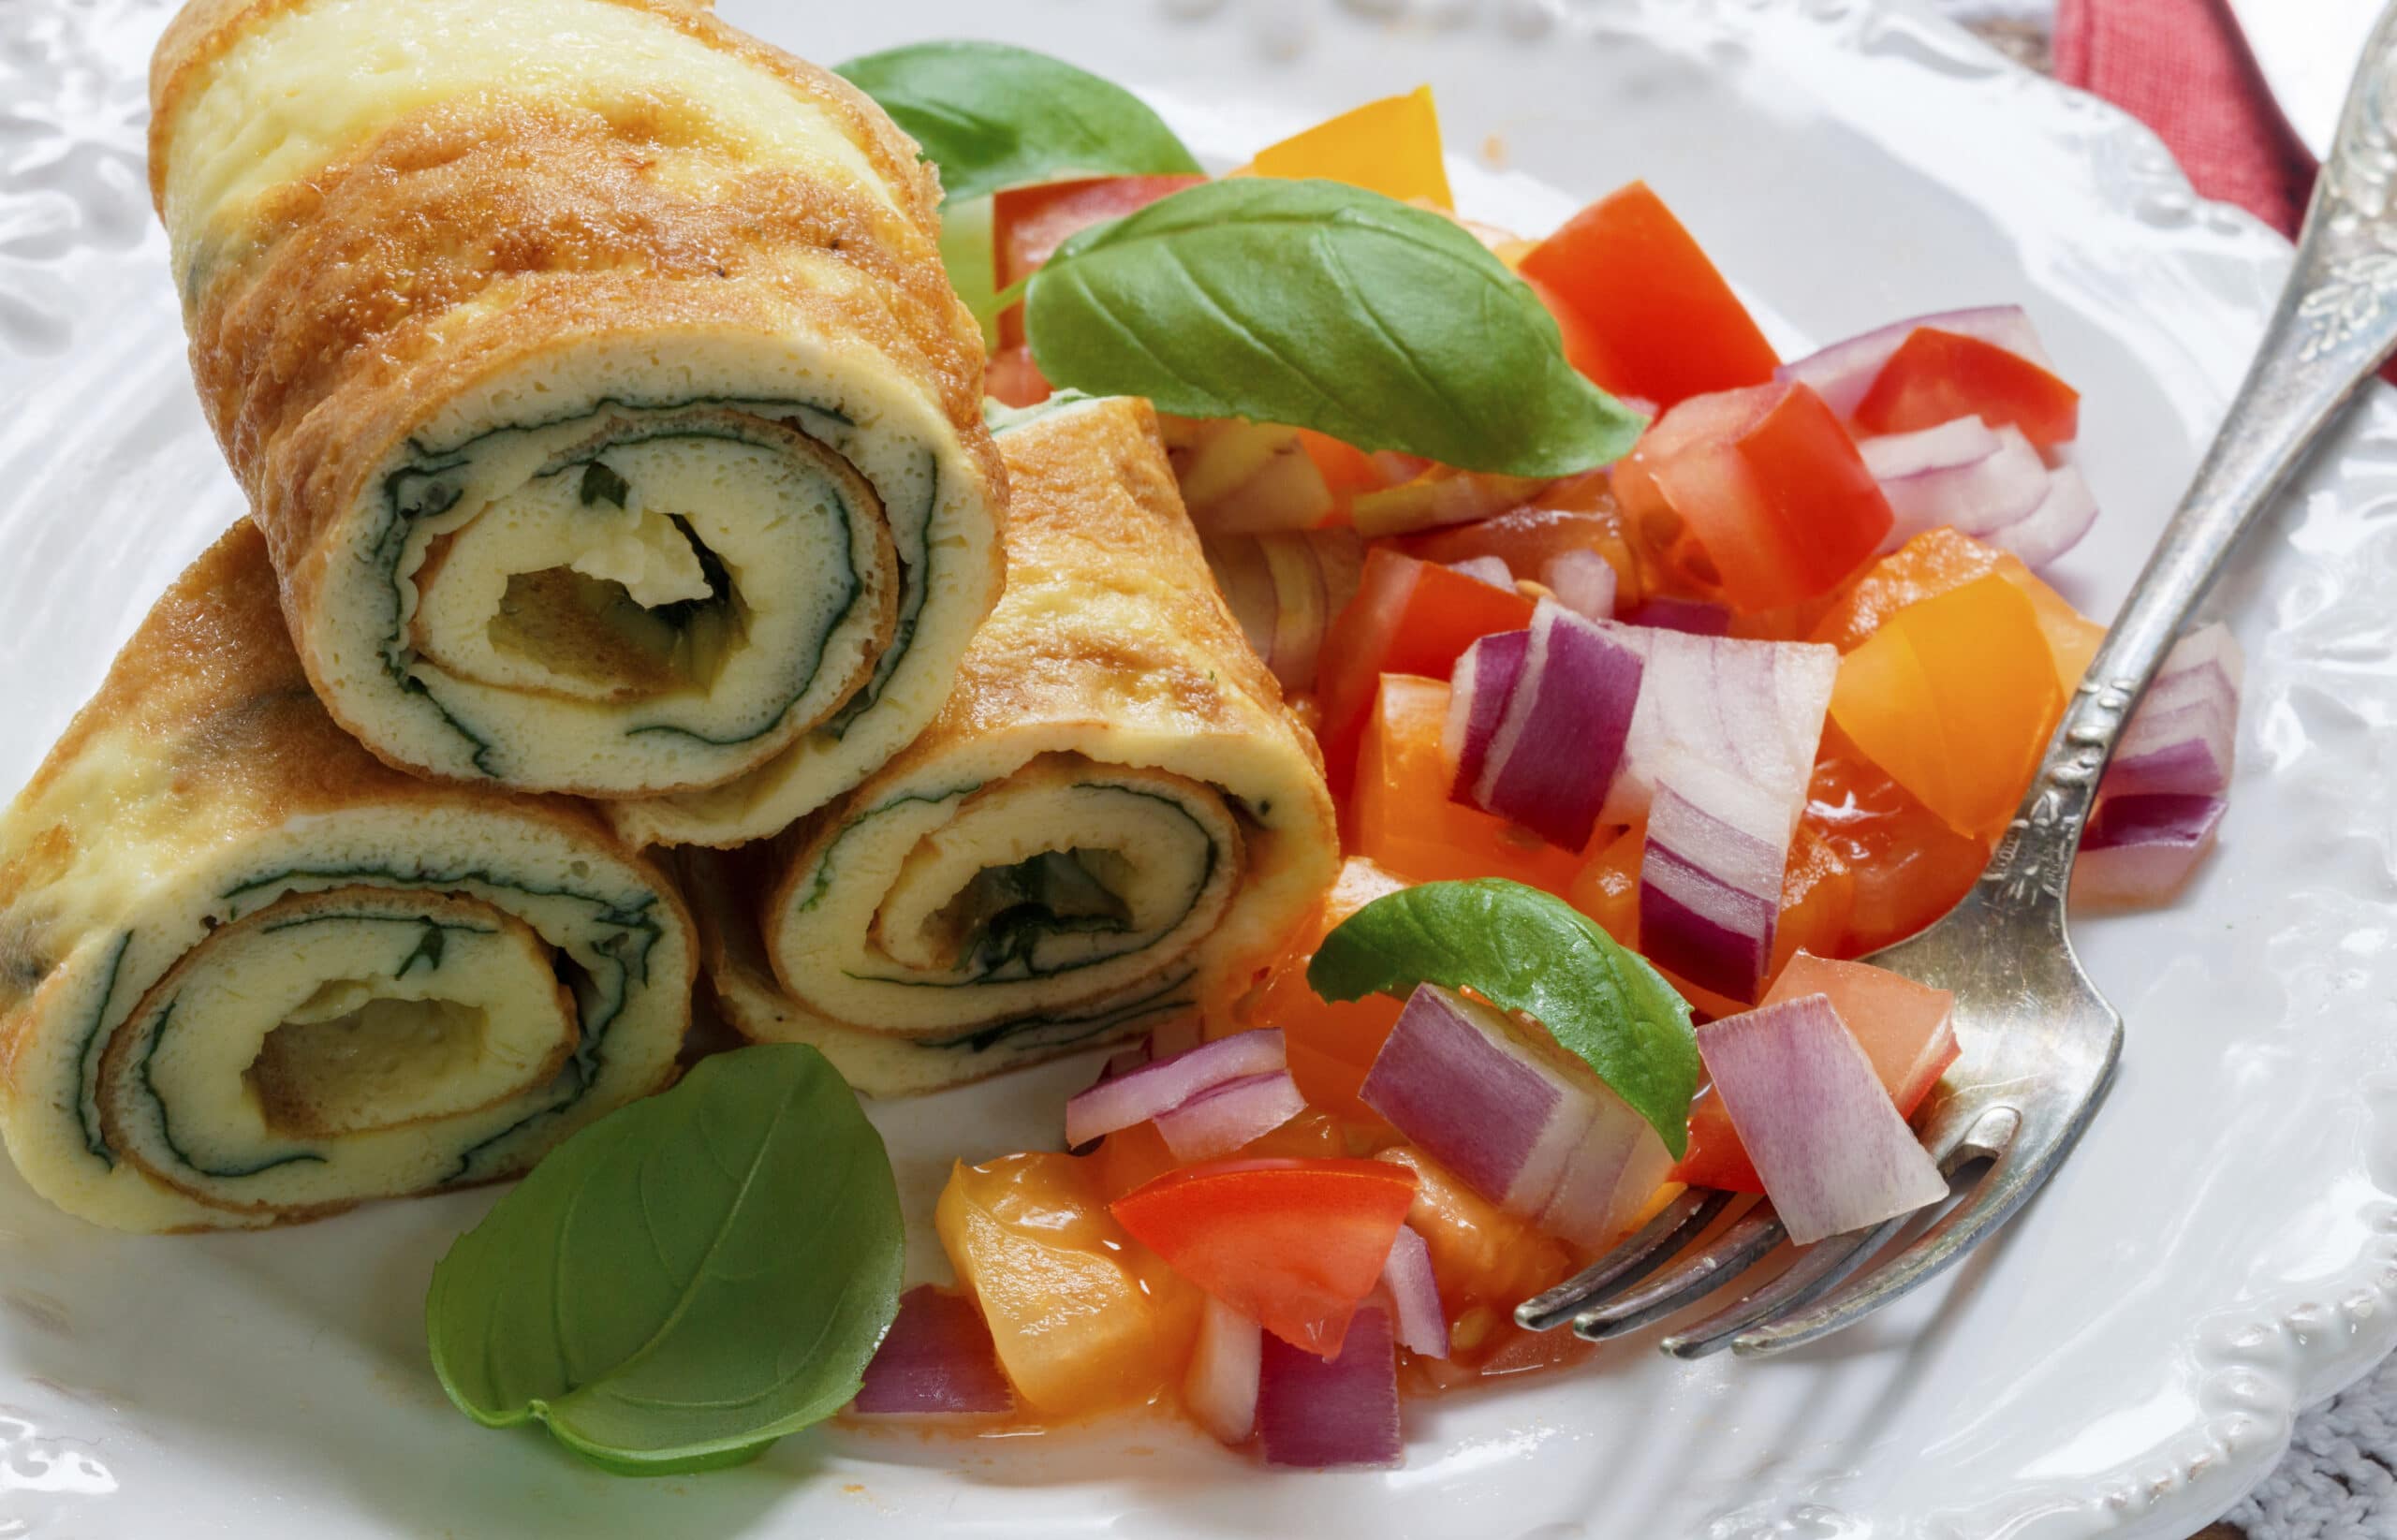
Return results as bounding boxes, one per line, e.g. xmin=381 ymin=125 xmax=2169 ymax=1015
xmin=1243 ymin=857 xmax=1413 ymax=1122
xmin=1246 ymin=85 xmax=1454 ymax=211
xmin=937 ymin=1153 xmax=1202 ymax=1417
xmin=1827 ymin=573 xmax=2066 ymax=840
xmin=1351 ymin=675 xmax=1591 ymax=892
xmin=1375 ymin=1148 xmax=1574 ymax=1312
xmin=1801 ymin=725 xmax=1993 ymax=956
xmin=1808 ymin=527 xmax=2105 ymax=694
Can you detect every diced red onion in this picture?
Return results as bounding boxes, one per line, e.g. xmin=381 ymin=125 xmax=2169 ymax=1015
xmin=1540 ymin=549 xmax=1618 ymax=622
xmin=852 ymin=1285 xmax=1015 ymax=1415
xmin=1154 ymin=1070 xmax=1307 ymax=1162
xmin=1986 ymin=463 xmax=2099 ymax=570
xmin=1444 ymin=630 xmax=1530 ymax=799
xmin=2072 ymin=793 xmax=2226 ymax=906
xmin=1870 ymin=421 xmax=2048 ymax=549
xmin=1534 ymin=1096 xmax=1677 ymax=1251
xmin=1778 ymin=305 xmax=2054 ymax=418
xmin=1467 ymin=601 xmax=1645 ymax=851
xmin=1857 ymin=416 xmax=1999 ymax=481
xmin=1184 ymin=1296 xmax=1261 ymax=1445
xmin=1360 ymin=984 xmax=1669 ymax=1249
xmin=1448 ymin=555 xmax=1515 ymax=589
xmin=1379 ymin=1225 xmax=1448 ymax=1359
xmin=1070 ymin=1041 xmax=1157 ymax=1153
xmin=2104 ymin=623 xmax=2242 ymax=799
xmin=1697 ymin=993 xmax=1950 ymax=1245
xmin=1200 ymin=529 xmax=1364 ymax=693
xmin=1258 ymin=1303 xmax=1402 ymax=1469
xmin=1064 ymin=1029 xmax=1286 ymax=1148
xmin=1620 ymin=597 xmax=1730 ymax=636
xmin=1640 ymin=753 xmax=1796 ymax=1005
xmin=1596 ymin=625 xmax=1838 ymax=831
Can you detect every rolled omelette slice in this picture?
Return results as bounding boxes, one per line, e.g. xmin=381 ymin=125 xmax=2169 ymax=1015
xmin=0 ymin=523 xmax=696 ymax=1231
xmin=148 ymin=0 xmax=1005 ymax=834
xmin=698 ymin=395 xmax=1339 ymax=1094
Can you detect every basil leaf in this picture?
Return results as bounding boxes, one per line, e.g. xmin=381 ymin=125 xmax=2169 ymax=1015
xmin=426 ymin=1045 xmax=904 ymax=1475
xmin=1023 ymin=178 xmax=1646 ymax=477
xmin=835 ymin=41 xmax=1201 ymax=204
xmin=1306 ymin=879 xmax=1699 ymax=1156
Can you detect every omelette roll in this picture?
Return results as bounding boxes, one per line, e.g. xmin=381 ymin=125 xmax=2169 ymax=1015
xmin=149 ymin=0 xmax=1005 ymax=830
xmin=699 ymin=396 xmax=1339 ymax=1093
xmin=0 ymin=525 xmax=696 ymax=1232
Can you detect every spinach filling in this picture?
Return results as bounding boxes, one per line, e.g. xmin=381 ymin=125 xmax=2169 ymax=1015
xmin=69 ymin=864 xmax=664 ymax=1189
xmin=374 ymin=395 xmax=941 ymax=775
xmin=944 ymin=850 xmax=1134 ymax=980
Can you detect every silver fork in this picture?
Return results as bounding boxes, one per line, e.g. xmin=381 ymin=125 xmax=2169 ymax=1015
xmin=1518 ymin=5 xmax=2397 ymax=1360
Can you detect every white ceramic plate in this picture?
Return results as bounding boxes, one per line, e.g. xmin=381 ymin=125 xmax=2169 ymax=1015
xmin=4 ymin=2 xmax=2394 ymax=1536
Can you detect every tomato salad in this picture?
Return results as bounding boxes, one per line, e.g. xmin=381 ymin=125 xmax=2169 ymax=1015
xmin=849 ymin=85 xmax=2242 ymax=1467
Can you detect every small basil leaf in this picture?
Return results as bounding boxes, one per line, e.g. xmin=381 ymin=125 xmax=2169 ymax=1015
xmin=426 ymin=1045 xmax=904 ymax=1475
xmin=1306 ymin=878 xmax=1699 ymax=1156
xmin=1023 ymin=178 xmax=1646 ymax=477
xmin=835 ymin=41 xmax=1201 ymax=204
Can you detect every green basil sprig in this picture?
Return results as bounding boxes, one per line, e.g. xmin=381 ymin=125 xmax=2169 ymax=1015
xmin=1023 ymin=179 xmax=1646 ymax=477
xmin=425 ymin=1045 xmax=904 ymax=1475
xmin=835 ymin=41 xmax=1201 ymax=204
xmin=1307 ymin=879 xmax=1699 ymax=1155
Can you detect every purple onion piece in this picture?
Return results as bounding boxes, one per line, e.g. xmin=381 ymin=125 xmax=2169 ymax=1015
xmin=1258 ymin=1304 xmax=1403 ymax=1469
xmin=1639 ymin=754 xmax=1795 ymax=1005
xmin=1154 ymin=1070 xmax=1307 ymax=1163
xmin=1697 ymin=993 xmax=1950 ymax=1245
xmin=1380 ymin=1225 xmax=1449 ymax=1359
xmin=852 ymin=1286 xmax=1015 ymax=1416
xmin=1984 ymin=462 xmax=2099 ymax=569
xmin=1444 ymin=629 xmax=1531 ymax=799
xmin=1064 ymin=1029 xmax=1286 ymax=1148
xmin=1540 ymin=549 xmax=1619 ymax=622
xmin=1184 ymin=1296 xmax=1262 ymax=1446
xmin=1468 ymin=600 xmax=1644 ymax=852
xmin=2072 ymin=793 xmax=2226 ymax=906
xmin=1595 ymin=625 xmax=1838 ymax=833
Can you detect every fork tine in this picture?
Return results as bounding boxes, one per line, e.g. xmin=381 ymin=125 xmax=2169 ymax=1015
xmin=1514 ymin=1188 xmax=1733 ymax=1331
xmin=1656 ymin=1213 xmax=1910 ymax=1359
xmin=1732 ymin=1130 xmax=2067 ymax=1357
xmin=1571 ymin=1205 xmax=1786 ymax=1341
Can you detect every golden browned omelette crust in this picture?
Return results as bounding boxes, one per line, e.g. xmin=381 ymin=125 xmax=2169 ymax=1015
xmin=696 ymin=396 xmax=1340 ymax=1094
xmin=145 ymin=0 xmax=1007 ymax=814
xmin=0 ymin=521 xmax=697 ymax=1231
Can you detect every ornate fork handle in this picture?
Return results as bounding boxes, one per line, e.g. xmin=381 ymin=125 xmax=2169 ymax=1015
xmin=1981 ymin=7 xmax=2397 ymax=921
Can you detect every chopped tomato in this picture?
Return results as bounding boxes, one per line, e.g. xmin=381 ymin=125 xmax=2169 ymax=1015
xmin=1245 ymin=85 xmax=1454 ymax=212
xmin=1522 ymin=270 xmax=1619 ymax=389
xmin=1518 ymin=181 xmax=1779 ymax=407
xmin=1674 ymin=954 xmax=1961 ymax=1191
xmin=1829 ymin=573 xmax=2066 ymax=840
xmin=1567 ymin=822 xmax=1645 ymax=947
xmin=1375 ymin=1148 xmax=1573 ymax=1312
xmin=1614 ymin=382 xmax=1893 ymax=613
xmin=984 ymin=345 xmax=1052 ymax=408
xmin=1808 ymin=527 xmax=2105 ymax=693
xmin=1243 ymin=857 xmax=1413 ymax=1122
xmin=1774 ymin=826 xmax=1855 ymax=972
xmin=1801 ymin=723 xmax=1993 ymax=955
xmin=1394 ymin=471 xmax=1644 ymax=609
xmin=1294 ymin=428 xmax=1389 ymax=509
xmin=1316 ymin=550 xmax=1536 ymax=790
xmin=993 ymin=173 xmax=1207 ymax=346
xmin=1110 ymin=1158 xmax=1419 ymax=1357
xmin=937 ymin=1153 xmax=1202 ymax=1416
xmin=1852 ymin=328 xmax=2081 ymax=447
xmin=1088 ymin=1119 xmax=1181 ymax=1204
xmin=1352 ymin=674 xmax=1592 ymax=892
